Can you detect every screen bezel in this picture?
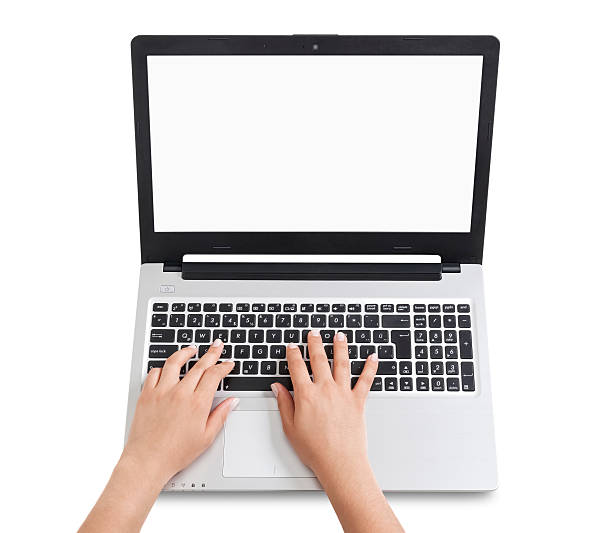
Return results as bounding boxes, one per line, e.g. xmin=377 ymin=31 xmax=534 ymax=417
xmin=132 ymin=35 xmax=499 ymax=265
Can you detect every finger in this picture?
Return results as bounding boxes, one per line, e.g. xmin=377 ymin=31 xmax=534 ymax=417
xmin=271 ymin=382 xmax=295 ymax=435
xmin=157 ymin=345 xmax=197 ymax=390
xmin=332 ymin=331 xmax=350 ymax=387
xmin=180 ymin=338 xmax=223 ymax=390
xmin=142 ymin=367 xmax=161 ymax=391
xmin=202 ymin=397 xmax=240 ymax=445
xmin=286 ymin=343 xmax=311 ymax=390
xmin=194 ymin=361 xmax=235 ymax=414
xmin=353 ymin=353 xmax=378 ymax=398
xmin=308 ymin=330 xmax=332 ymax=382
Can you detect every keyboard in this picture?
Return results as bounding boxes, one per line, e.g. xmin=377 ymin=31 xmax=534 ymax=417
xmin=145 ymin=300 xmax=477 ymax=393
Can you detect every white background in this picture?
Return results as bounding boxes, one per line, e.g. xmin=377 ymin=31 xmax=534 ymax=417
xmin=149 ymin=55 xmax=481 ymax=232
xmin=1 ymin=1 xmax=611 ymax=532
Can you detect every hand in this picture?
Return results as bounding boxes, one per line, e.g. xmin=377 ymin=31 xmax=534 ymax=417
xmin=271 ymin=330 xmax=378 ymax=480
xmin=122 ymin=341 xmax=238 ymax=485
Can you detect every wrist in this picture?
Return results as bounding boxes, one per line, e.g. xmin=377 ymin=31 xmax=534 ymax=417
xmin=313 ymin=452 xmax=376 ymax=490
xmin=116 ymin=451 xmax=171 ymax=492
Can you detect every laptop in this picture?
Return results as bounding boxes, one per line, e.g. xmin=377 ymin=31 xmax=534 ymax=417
xmin=125 ymin=35 xmax=499 ymax=491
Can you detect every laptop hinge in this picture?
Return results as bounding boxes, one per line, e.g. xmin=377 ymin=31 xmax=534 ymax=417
xmin=442 ymin=262 xmax=461 ymax=274
xmin=175 ymin=261 xmax=448 ymax=281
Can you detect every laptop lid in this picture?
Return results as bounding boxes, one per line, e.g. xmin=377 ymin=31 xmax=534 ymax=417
xmin=131 ymin=35 xmax=499 ymax=266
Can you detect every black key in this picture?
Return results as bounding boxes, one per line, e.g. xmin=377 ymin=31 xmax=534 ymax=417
xmin=331 ymin=304 xmax=346 ymax=312
xmin=431 ymin=361 xmax=444 ymax=375
xmin=172 ymin=303 xmax=186 ymax=312
xmin=310 ymin=314 xmax=327 ymax=328
xmin=461 ymin=361 xmax=474 ymax=377
xmin=284 ymin=329 xmax=300 ymax=343
xmin=222 ymin=314 xmax=238 ymax=327
xmin=445 ymin=346 xmax=458 ymax=359
xmin=400 ymin=377 xmax=413 ymax=391
xmin=348 ymin=304 xmax=361 ymax=312
xmin=224 ymin=377 xmax=293 ymax=391
xmin=261 ymin=361 xmax=277 ymax=375
xmin=169 ymin=314 xmax=185 ymax=327
xmin=399 ymin=361 xmax=412 ymax=375
xmin=205 ymin=314 xmax=220 ymax=327
xmin=316 ymin=304 xmax=330 ymax=312
xmin=348 ymin=314 xmax=363 ymax=328
xmin=198 ymin=345 xmax=209 ymax=357
xmin=177 ymin=329 xmax=193 ymax=343
xmin=351 ymin=361 xmax=365 ymax=375
xmin=153 ymin=303 xmax=168 ymax=312
xmin=459 ymin=331 xmax=473 ymax=358
xmin=230 ymin=329 xmax=246 ymax=343
xmin=243 ymin=361 xmax=259 ymax=375
xmin=428 ymin=304 xmax=441 ymax=313
xmin=443 ymin=304 xmax=456 ymax=313
xmin=220 ymin=345 xmax=233 ymax=359
xmin=305 ymin=361 xmax=312 ymax=374
xmin=268 ymin=303 xmax=282 ymax=312
xmin=373 ymin=330 xmax=389 ymax=343
xmin=447 ymin=377 xmax=460 ymax=391
xmin=301 ymin=330 xmax=310 ymax=343
xmin=360 ymin=345 xmax=375 ymax=359
xmin=252 ymin=345 xmax=269 ymax=359
xmin=377 ymin=361 xmax=397 ymax=375
xmin=270 ymin=345 xmax=286 ymax=359
xmin=430 ymin=345 xmax=443 ymax=359
xmin=458 ymin=304 xmax=471 ymax=313
xmin=414 ymin=315 xmax=426 ymax=328
xmin=266 ymin=329 xmax=282 ymax=343
xmin=279 ymin=361 xmax=289 ymax=374
xmin=219 ymin=303 xmax=233 ymax=312
xmin=381 ymin=304 xmax=394 ymax=313
xmin=236 ymin=303 xmax=250 ymax=312
xmin=391 ymin=330 xmax=411 ymax=359
xmin=414 ymin=330 xmax=427 ymax=343
xmin=187 ymin=314 xmax=203 ymax=327
xmin=371 ymin=377 xmax=383 ymax=391
xmin=150 ymin=329 xmax=175 ymax=342
xmin=396 ymin=304 xmax=410 ymax=312
xmin=252 ymin=303 xmax=266 ymax=312
xmin=415 ymin=346 xmax=428 ymax=359
xmin=275 ymin=314 xmax=291 ymax=328
xmin=300 ymin=303 xmax=314 ymax=312
xmin=446 ymin=361 xmax=459 ymax=375
xmin=240 ymin=314 xmax=256 ymax=328
xmin=416 ymin=361 xmax=429 ymax=375
xmin=378 ymin=345 xmax=394 ymax=358
xmin=385 ymin=377 xmax=398 ymax=391
xmin=382 ymin=315 xmax=411 ymax=328
xmin=443 ymin=315 xmax=457 ymax=328
xmin=329 ymin=314 xmax=345 ymax=328
xmin=413 ymin=304 xmax=426 ymax=312
xmin=229 ymin=361 xmax=240 ymax=374
xmin=283 ymin=303 xmax=297 ymax=312
xmin=416 ymin=377 xmax=429 ymax=391
xmin=348 ymin=345 xmax=358 ymax=359
xmin=428 ymin=315 xmax=441 ymax=328
xmin=462 ymin=375 xmax=475 ymax=391
xmin=187 ymin=303 xmax=201 ymax=312
xmin=202 ymin=303 xmax=216 ymax=312
xmin=355 ymin=330 xmax=371 ymax=343
xmin=432 ymin=377 xmax=445 ymax=391
xmin=148 ymin=344 xmax=178 ymax=358
xmin=248 ymin=329 xmax=264 ymax=343
xmin=147 ymin=360 xmax=165 ymax=372
xmin=444 ymin=330 xmax=457 ymax=344
xmin=293 ymin=314 xmax=309 ymax=327
xmin=235 ymin=345 xmax=250 ymax=359
xmin=324 ymin=345 xmax=334 ymax=358
xmin=213 ymin=329 xmax=229 ymax=343
xmin=429 ymin=330 xmax=442 ymax=343
xmin=365 ymin=304 xmax=378 ymax=312
xmin=151 ymin=314 xmax=167 ymax=327
xmin=321 ymin=330 xmax=335 ymax=343
xmin=458 ymin=315 xmax=471 ymax=328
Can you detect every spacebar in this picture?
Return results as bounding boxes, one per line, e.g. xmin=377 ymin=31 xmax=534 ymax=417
xmin=223 ymin=377 xmax=293 ymax=391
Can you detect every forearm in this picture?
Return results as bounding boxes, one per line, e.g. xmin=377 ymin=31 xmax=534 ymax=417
xmin=316 ymin=457 xmax=404 ymax=533
xmin=79 ymin=454 xmax=166 ymax=533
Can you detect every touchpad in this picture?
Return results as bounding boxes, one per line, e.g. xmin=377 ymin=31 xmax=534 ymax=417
xmin=223 ymin=410 xmax=315 ymax=478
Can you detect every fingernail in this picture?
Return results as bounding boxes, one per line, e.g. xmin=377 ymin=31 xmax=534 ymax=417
xmin=336 ymin=331 xmax=346 ymax=342
xmin=369 ymin=353 xmax=378 ymax=362
xmin=270 ymin=384 xmax=279 ymax=397
xmin=310 ymin=329 xmax=320 ymax=337
xmin=230 ymin=397 xmax=240 ymax=410
xmin=213 ymin=338 xmax=223 ymax=347
xmin=288 ymin=342 xmax=298 ymax=349
xmin=189 ymin=344 xmax=197 ymax=351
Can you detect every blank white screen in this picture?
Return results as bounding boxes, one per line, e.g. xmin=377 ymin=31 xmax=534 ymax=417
xmin=148 ymin=55 xmax=482 ymax=232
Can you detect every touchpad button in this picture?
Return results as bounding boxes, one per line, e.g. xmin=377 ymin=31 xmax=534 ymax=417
xmin=223 ymin=410 xmax=315 ymax=478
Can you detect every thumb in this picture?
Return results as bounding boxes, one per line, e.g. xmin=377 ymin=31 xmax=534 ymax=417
xmin=272 ymin=383 xmax=295 ymax=434
xmin=203 ymin=397 xmax=240 ymax=444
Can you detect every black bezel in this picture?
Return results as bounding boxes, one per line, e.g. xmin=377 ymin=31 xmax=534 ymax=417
xmin=132 ymin=35 xmax=499 ymax=265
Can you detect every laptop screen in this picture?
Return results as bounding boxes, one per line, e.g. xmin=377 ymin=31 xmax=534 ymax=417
xmin=147 ymin=55 xmax=483 ymax=233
